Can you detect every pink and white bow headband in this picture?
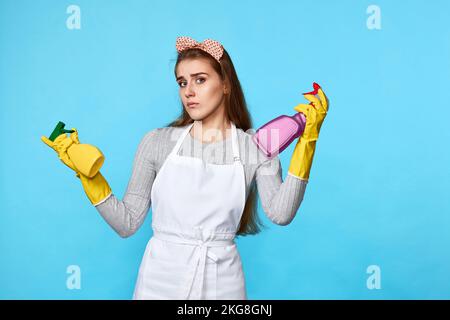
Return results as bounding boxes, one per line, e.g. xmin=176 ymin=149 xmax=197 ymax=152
xmin=175 ymin=36 xmax=224 ymax=62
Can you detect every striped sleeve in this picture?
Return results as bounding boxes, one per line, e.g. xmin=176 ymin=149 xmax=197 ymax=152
xmin=94 ymin=129 xmax=159 ymax=238
xmin=255 ymin=155 xmax=308 ymax=226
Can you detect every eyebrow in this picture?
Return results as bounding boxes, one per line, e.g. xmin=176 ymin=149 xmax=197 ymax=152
xmin=176 ymin=72 xmax=209 ymax=81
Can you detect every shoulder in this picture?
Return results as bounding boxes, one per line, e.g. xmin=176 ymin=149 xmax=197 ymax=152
xmin=138 ymin=125 xmax=191 ymax=155
xmin=135 ymin=125 xmax=189 ymax=163
xmin=236 ymin=127 xmax=256 ymax=148
xmin=141 ymin=125 xmax=189 ymax=143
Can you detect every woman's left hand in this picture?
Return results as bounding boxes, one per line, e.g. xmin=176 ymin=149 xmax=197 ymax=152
xmin=288 ymin=82 xmax=329 ymax=180
xmin=293 ymin=82 xmax=329 ymax=142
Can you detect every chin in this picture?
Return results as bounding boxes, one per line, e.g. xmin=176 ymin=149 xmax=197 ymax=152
xmin=186 ymin=112 xmax=201 ymax=120
xmin=186 ymin=110 xmax=207 ymax=121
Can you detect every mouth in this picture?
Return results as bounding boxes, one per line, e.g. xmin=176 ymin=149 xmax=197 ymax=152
xmin=187 ymin=102 xmax=199 ymax=108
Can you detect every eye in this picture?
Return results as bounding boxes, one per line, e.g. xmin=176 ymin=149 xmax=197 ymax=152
xmin=177 ymin=77 xmax=205 ymax=88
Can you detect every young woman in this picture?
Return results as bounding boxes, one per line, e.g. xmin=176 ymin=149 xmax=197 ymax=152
xmin=41 ymin=36 xmax=328 ymax=300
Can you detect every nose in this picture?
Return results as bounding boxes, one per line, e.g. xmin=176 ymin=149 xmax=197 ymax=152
xmin=184 ymin=81 xmax=195 ymax=98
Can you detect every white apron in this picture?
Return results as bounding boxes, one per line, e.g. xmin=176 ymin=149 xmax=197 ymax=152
xmin=132 ymin=121 xmax=247 ymax=300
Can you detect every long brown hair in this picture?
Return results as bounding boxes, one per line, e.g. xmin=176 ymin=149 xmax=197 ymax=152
xmin=166 ymin=47 xmax=266 ymax=237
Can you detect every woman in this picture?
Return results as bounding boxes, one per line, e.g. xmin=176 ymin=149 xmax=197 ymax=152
xmin=41 ymin=36 xmax=328 ymax=300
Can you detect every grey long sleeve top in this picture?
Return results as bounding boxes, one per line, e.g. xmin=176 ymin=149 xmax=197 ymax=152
xmin=95 ymin=124 xmax=308 ymax=238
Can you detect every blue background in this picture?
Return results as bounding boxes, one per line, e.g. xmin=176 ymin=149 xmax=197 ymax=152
xmin=1 ymin=0 xmax=449 ymax=299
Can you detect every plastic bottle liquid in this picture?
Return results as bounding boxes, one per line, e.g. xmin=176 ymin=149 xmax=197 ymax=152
xmin=252 ymin=112 xmax=306 ymax=159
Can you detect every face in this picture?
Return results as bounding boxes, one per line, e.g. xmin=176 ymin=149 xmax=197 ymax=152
xmin=176 ymin=58 xmax=227 ymax=121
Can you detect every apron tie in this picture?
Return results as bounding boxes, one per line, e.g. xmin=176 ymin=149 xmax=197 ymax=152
xmin=152 ymin=228 xmax=234 ymax=300
xmin=185 ymin=241 xmax=219 ymax=299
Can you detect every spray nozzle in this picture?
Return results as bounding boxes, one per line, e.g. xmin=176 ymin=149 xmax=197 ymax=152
xmin=48 ymin=121 xmax=75 ymax=141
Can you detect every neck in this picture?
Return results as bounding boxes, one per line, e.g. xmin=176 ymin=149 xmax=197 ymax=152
xmin=190 ymin=118 xmax=231 ymax=143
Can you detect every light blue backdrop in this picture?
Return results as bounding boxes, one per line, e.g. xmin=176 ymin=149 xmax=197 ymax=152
xmin=1 ymin=0 xmax=449 ymax=299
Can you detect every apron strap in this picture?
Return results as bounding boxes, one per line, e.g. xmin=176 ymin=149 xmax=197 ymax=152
xmin=170 ymin=122 xmax=194 ymax=157
xmin=230 ymin=121 xmax=241 ymax=162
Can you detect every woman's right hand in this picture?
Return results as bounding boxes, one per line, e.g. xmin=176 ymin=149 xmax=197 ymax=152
xmin=41 ymin=128 xmax=112 ymax=206
xmin=41 ymin=129 xmax=80 ymax=173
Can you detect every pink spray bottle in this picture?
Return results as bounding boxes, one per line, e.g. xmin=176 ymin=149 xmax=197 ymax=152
xmin=252 ymin=82 xmax=320 ymax=159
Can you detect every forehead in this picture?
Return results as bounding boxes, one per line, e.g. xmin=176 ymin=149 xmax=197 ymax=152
xmin=176 ymin=58 xmax=215 ymax=77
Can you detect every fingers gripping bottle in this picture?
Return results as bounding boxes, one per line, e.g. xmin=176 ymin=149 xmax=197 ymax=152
xmin=252 ymin=83 xmax=324 ymax=159
xmin=43 ymin=121 xmax=105 ymax=178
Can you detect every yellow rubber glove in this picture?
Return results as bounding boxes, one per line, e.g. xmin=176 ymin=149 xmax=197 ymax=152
xmin=41 ymin=129 xmax=80 ymax=173
xmin=288 ymin=82 xmax=329 ymax=180
xmin=76 ymin=171 xmax=113 ymax=206
xmin=41 ymin=129 xmax=112 ymax=206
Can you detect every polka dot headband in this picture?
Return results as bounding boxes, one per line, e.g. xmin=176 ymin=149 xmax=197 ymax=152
xmin=175 ymin=36 xmax=224 ymax=63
